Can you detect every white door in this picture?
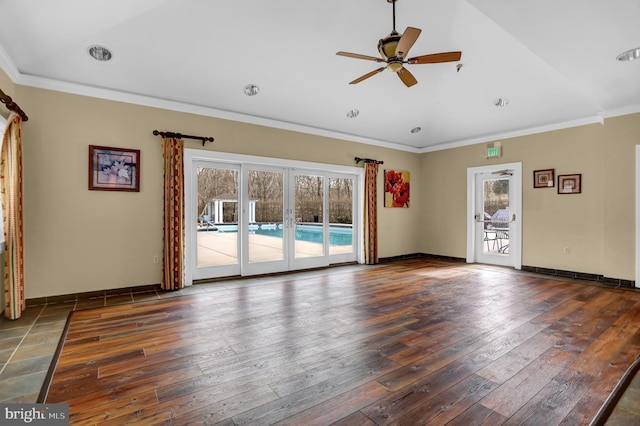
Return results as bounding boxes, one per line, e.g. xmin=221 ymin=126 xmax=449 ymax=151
xmin=242 ymin=166 xmax=289 ymax=275
xmin=636 ymin=146 xmax=640 ymax=288
xmin=327 ymin=175 xmax=358 ymax=264
xmin=290 ymin=170 xmax=330 ymax=270
xmin=467 ymin=163 xmax=522 ymax=269
xmin=184 ymin=149 xmax=362 ymax=283
xmin=192 ymin=161 xmax=241 ymax=280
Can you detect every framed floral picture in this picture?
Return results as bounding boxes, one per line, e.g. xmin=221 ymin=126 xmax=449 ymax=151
xmin=384 ymin=169 xmax=410 ymax=208
xmin=89 ymin=145 xmax=140 ymax=192
xmin=558 ymin=173 xmax=581 ymax=194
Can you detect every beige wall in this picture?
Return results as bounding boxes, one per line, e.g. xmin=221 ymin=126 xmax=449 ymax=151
xmin=3 ymin=71 xmax=639 ymax=298
xmin=602 ymin=114 xmax=640 ymax=279
xmin=16 ymin=86 xmax=422 ymax=298
xmin=421 ymin=116 xmax=639 ymax=280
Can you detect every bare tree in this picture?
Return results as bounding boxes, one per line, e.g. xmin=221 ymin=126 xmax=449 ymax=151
xmin=197 ymin=169 xmax=354 ymax=225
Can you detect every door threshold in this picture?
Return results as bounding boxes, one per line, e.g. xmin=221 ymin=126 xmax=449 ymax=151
xmin=192 ymin=261 xmax=360 ymax=285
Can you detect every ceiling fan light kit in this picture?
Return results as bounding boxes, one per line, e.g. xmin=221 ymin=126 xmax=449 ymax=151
xmin=617 ymin=47 xmax=640 ymax=61
xmin=336 ymin=0 xmax=462 ymax=87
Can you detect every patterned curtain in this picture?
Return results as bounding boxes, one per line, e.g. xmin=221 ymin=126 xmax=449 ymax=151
xmin=364 ymin=162 xmax=379 ymax=264
xmin=161 ymin=137 xmax=185 ymax=290
xmin=1 ymin=113 xmax=25 ymax=319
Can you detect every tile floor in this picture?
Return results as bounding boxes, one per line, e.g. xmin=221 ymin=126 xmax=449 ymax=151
xmin=614 ymin=371 xmax=640 ymax=420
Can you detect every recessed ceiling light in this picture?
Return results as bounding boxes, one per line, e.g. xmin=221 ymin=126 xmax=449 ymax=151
xmin=346 ymin=109 xmax=359 ymax=118
xmin=88 ymin=45 xmax=112 ymax=61
xmin=617 ymin=47 xmax=640 ymax=61
xmin=243 ymin=84 xmax=260 ymax=96
xmin=410 ymin=127 xmax=421 ymax=133
xmin=494 ymin=97 xmax=509 ymax=107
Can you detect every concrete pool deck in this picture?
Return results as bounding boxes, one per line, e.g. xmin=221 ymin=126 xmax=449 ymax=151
xmin=197 ymin=231 xmax=354 ymax=266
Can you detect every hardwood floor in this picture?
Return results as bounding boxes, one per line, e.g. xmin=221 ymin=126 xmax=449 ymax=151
xmin=42 ymin=259 xmax=640 ymax=425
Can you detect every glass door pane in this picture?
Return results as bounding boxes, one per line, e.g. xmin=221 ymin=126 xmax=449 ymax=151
xmin=294 ymin=173 xmax=324 ymax=259
xmin=329 ymin=177 xmax=354 ymax=257
xmin=196 ymin=166 xmax=239 ymax=268
xmin=482 ymin=177 xmax=510 ymax=254
xmin=247 ymin=169 xmax=285 ymax=265
xmin=475 ymin=172 xmax=512 ymax=266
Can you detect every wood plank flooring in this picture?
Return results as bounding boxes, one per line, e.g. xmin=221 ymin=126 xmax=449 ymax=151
xmin=42 ymin=259 xmax=640 ymax=425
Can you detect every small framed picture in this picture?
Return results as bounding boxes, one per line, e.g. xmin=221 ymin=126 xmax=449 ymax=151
xmin=533 ymin=169 xmax=555 ymax=188
xmin=558 ymin=174 xmax=581 ymax=194
xmin=89 ymin=145 xmax=140 ymax=192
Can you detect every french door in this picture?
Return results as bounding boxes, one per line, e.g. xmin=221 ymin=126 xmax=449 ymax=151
xmin=186 ymin=150 xmax=362 ymax=283
xmin=466 ymin=162 xmax=522 ymax=269
xmin=242 ymin=168 xmax=358 ymax=274
xmin=291 ymin=170 xmax=327 ymax=270
xmin=194 ymin=162 xmax=241 ymax=278
xmin=242 ymin=166 xmax=289 ymax=275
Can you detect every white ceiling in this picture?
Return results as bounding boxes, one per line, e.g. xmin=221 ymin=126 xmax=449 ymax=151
xmin=0 ymin=0 xmax=639 ymax=152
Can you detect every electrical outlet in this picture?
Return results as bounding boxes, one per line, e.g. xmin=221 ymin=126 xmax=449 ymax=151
xmin=153 ymin=255 xmax=159 ymax=264
xmin=563 ymin=247 xmax=570 ymax=254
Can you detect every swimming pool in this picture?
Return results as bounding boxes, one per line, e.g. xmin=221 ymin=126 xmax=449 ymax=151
xmin=204 ymin=223 xmax=353 ymax=245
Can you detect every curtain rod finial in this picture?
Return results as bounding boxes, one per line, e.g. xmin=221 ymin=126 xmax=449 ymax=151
xmin=0 ymin=88 xmax=28 ymax=122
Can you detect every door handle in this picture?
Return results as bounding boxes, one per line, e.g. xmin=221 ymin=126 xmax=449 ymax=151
xmin=474 ymin=213 xmax=516 ymax=223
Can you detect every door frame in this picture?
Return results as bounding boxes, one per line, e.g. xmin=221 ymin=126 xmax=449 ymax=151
xmin=635 ymin=145 xmax=640 ymax=288
xmin=184 ymin=149 xmax=364 ymax=285
xmin=466 ymin=162 xmax=522 ymax=269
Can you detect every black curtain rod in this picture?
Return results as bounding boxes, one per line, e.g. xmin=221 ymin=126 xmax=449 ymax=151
xmin=153 ymin=130 xmax=214 ymax=146
xmin=355 ymin=157 xmax=384 ymax=165
xmin=0 ymin=88 xmax=28 ymax=122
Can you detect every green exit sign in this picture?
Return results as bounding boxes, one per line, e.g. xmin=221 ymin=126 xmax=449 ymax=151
xmin=487 ymin=146 xmax=501 ymax=158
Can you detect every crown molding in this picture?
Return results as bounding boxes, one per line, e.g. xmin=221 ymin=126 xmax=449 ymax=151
xmin=14 ymin=72 xmax=422 ymax=154
xmin=2 ymin=52 xmax=638 ymax=155
xmin=418 ymin=115 xmax=606 ymax=153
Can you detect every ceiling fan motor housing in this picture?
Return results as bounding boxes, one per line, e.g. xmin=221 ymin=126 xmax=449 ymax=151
xmin=378 ymin=33 xmax=401 ymax=60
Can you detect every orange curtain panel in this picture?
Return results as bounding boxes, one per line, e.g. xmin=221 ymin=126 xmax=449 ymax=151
xmin=364 ymin=162 xmax=378 ymax=265
xmin=1 ymin=113 xmax=25 ymax=319
xmin=161 ymin=137 xmax=185 ymax=290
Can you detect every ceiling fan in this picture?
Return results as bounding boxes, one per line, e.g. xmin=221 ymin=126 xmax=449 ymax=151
xmin=336 ymin=0 xmax=462 ymax=87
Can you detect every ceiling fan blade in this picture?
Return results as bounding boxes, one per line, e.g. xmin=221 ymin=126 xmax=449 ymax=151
xmin=396 ymin=27 xmax=421 ymax=58
xmin=349 ymin=67 xmax=386 ymax=84
xmin=397 ymin=67 xmax=418 ymax=87
xmin=336 ymin=51 xmax=385 ymax=62
xmin=407 ymin=51 xmax=462 ymax=64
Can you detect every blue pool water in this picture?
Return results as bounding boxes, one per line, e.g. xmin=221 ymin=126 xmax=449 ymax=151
xmin=208 ymin=224 xmax=352 ymax=245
